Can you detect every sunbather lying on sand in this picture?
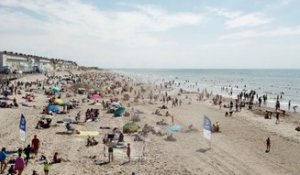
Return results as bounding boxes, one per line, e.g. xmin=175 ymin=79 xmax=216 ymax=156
xmin=154 ymin=109 xmax=162 ymax=116
xmin=36 ymin=119 xmax=52 ymax=129
xmin=156 ymin=119 xmax=168 ymax=126
xmin=86 ymin=136 xmax=98 ymax=146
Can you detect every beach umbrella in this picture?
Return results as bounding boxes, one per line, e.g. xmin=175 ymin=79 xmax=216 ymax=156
xmin=167 ymin=125 xmax=181 ymax=132
xmin=54 ymin=98 xmax=64 ymax=105
xmin=90 ymin=94 xmax=101 ymax=100
xmin=52 ymin=87 xmax=60 ymax=93
xmin=48 ymin=105 xmax=59 ymax=113
xmin=114 ymin=107 xmax=125 ymax=117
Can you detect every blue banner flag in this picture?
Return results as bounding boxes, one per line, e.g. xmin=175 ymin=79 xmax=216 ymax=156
xmin=203 ymin=115 xmax=212 ymax=140
xmin=19 ymin=114 xmax=26 ymax=141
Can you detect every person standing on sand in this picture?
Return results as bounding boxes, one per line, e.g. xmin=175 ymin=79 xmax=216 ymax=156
xmin=127 ymin=143 xmax=131 ymax=162
xmin=32 ymin=135 xmax=40 ymax=157
xmin=0 ymin=147 xmax=8 ymax=174
xmin=43 ymin=161 xmax=49 ymax=175
xmin=265 ymin=137 xmax=271 ymax=153
xmin=15 ymin=153 xmax=25 ymax=175
xmin=108 ymin=143 xmax=114 ymax=163
xmin=288 ymin=100 xmax=291 ymax=110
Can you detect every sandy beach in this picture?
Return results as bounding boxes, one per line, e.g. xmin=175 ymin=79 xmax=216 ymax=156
xmin=0 ymin=70 xmax=300 ymax=175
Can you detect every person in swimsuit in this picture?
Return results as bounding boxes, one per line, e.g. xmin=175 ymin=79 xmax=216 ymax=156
xmin=43 ymin=161 xmax=49 ymax=175
xmin=108 ymin=144 xmax=114 ymax=163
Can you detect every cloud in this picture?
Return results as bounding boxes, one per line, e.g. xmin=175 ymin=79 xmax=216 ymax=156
xmin=208 ymin=7 xmax=272 ymax=29
xmin=225 ymin=13 xmax=272 ymax=29
xmin=220 ymin=26 xmax=300 ymax=39
xmin=279 ymin=0 xmax=295 ymax=6
xmin=0 ymin=0 xmax=205 ymax=48
xmin=208 ymin=7 xmax=243 ymax=18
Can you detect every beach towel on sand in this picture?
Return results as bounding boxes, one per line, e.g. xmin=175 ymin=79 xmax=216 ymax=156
xmin=75 ymin=131 xmax=99 ymax=136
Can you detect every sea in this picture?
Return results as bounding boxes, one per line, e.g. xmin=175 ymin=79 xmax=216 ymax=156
xmin=113 ymin=69 xmax=300 ymax=110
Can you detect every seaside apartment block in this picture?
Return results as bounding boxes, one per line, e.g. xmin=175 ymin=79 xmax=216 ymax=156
xmin=0 ymin=51 xmax=78 ymax=73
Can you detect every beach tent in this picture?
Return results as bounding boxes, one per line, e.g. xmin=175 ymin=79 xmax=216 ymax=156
xmin=167 ymin=125 xmax=181 ymax=132
xmin=123 ymin=122 xmax=139 ymax=133
xmin=114 ymin=107 xmax=125 ymax=117
xmin=48 ymin=105 xmax=59 ymax=113
xmin=52 ymin=87 xmax=60 ymax=93
xmin=54 ymin=99 xmax=64 ymax=105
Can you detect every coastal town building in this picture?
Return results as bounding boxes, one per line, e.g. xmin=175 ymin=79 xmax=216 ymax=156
xmin=0 ymin=51 xmax=78 ymax=72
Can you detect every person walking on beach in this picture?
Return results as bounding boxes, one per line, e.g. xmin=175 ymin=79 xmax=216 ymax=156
xmin=15 ymin=153 xmax=25 ymax=175
xmin=265 ymin=137 xmax=271 ymax=153
xmin=0 ymin=147 xmax=8 ymax=174
xmin=32 ymin=135 xmax=40 ymax=157
xmin=275 ymin=100 xmax=280 ymax=111
xmin=127 ymin=143 xmax=131 ymax=162
xmin=288 ymin=100 xmax=291 ymax=110
xmin=24 ymin=145 xmax=32 ymax=164
xmin=275 ymin=112 xmax=280 ymax=124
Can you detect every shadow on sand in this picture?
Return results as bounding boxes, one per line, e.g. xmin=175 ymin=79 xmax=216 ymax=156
xmin=55 ymin=131 xmax=73 ymax=135
xmin=95 ymin=161 xmax=110 ymax=166
xmin=196 ymin=148 xmax=211 ymax=153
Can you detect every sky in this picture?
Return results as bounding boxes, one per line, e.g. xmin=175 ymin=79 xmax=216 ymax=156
xmin=0 ymin=0 xmax=300 ymax=69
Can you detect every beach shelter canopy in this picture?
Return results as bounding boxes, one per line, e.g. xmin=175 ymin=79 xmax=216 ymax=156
xmin=52 ymin=87 xmax=61 ymax=93
xmin=48 ymin=105 xmax=59 ymax=113
xmin=110 ymin=102 xmax=121 ymax=109
xmin=123 ymin=122 xmax=139 ymax=133
xmin=167 ymin=125 xmax=181 ymax=132
xmin=114 ymin=107 xmax=125 ymax=117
